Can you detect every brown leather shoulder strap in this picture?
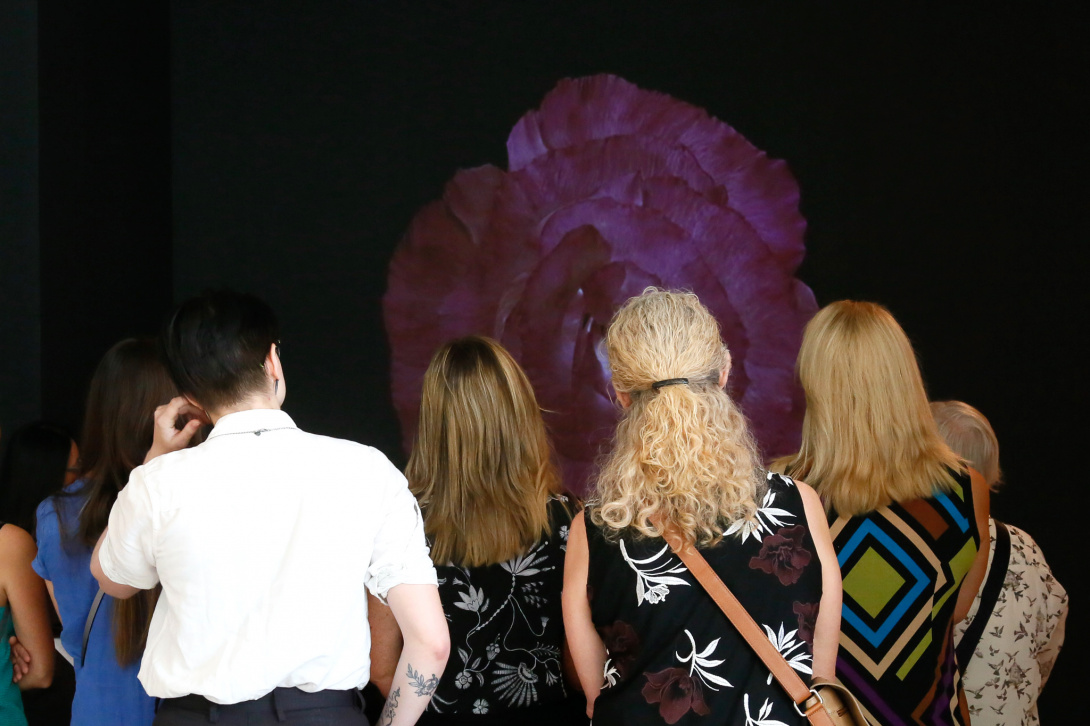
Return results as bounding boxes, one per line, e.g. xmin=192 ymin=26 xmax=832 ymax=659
xmin=653 ymin=518 xmax=832 ymax=725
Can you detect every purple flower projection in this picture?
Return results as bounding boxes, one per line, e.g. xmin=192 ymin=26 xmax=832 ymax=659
xmin=384 ymin=74 xmax=816 ymax=493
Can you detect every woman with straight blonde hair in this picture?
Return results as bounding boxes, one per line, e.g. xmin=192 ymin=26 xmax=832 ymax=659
xmin=369 ymin=336 xmax=583 ymax=725
xmin=564 ymin=288 xmax=842 ymax=725
xmin=777 ymin=301 xmax=991 ymax=726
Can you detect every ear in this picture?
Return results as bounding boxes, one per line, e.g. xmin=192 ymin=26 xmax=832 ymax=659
xmin=266 ymin=343 xmax=284 ymax=382
xmin=615 ymin=389 xmax=632 ymax=409
xmin=719 ymin=349 xmax=732 ymax=389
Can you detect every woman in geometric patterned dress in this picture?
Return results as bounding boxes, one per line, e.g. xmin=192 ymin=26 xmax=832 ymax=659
xmin=776 ymin=301 xmax=991 ymax=726
xmin=564 ymin=288 xmax=843 ymax=725
xmin=932 ymin=400 xmax=1068 ymax=726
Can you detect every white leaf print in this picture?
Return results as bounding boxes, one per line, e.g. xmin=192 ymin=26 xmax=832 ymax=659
xmin=729 ymin=484 xmax=798 ymax=544
xmin=702 ymin=671 xmax=733 ymax=688
xmin=620 ymin=539 xmax=690 ymax=606
xmin=744 ymin=693 xmax=791 ymax=726
xmin=675 ymin=629 xmax=732 ymax=691
xmin=603 ymin=659 xmax=619 ymax=687
xmin=696 ymin=638 xmax=721 ymax=658
xmin=762 ymin=622 xmax=812 ymax=684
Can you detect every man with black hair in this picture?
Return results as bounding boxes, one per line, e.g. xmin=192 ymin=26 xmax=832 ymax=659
xmin=91 ymin=290 xmax=449 ymax=725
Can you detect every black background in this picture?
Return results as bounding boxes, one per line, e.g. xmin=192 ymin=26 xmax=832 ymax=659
xmin=2 ymin=0 xmax=1086 ymax=719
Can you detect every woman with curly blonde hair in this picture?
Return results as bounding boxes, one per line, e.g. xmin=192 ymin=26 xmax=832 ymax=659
xmin=777 ymin=301 xmax=990 ymax=726
xmin=563 ymin=288 xmax=841 ymax=725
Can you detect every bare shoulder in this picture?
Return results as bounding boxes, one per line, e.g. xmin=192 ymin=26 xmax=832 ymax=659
xmin=569 ymin=507 xmax=587 ymax=536
xmin=966 ymin=467 xmax=990 ymax=496
xmin=792 ymin=479 xmax=823 ymax=509
xmin=0 ymin=523 xmax=36 ymax=558
xmin=0 ymin=524 xmax=36 ymax=596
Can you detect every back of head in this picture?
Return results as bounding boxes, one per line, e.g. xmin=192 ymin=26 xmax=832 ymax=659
xmin=931 ymin=400 xmax=1001 ymax=489
xmin=406 ymin=336 xmax=560 ymax=567
xmin=0 ymin=422 xmax=73 ymax=534
xmin=594 ymin=288 xmax=762 ymax=546
xmin=785 ymin=301 xmax=963 ymax=515
xmin=161 ymin=289 xmax=279 ymax=412
xmin=79 ymin=337 xmax=178 ymax=668
xmin=79 ymin=337 xmax=178 ymax=546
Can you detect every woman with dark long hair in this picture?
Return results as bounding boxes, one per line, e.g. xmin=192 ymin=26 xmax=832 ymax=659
xmin=30 ymin=338 xmax=180 ymax=725
xmin=0 ymin=423 xmax=79 ymax=535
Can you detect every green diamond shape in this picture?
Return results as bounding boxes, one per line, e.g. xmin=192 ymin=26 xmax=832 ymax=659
xmin=843 ymin=546 xmax=906 ymax=619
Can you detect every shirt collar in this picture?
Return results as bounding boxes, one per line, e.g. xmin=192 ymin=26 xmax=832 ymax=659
xmin=207 ymin=409 xmax=298 ymax=439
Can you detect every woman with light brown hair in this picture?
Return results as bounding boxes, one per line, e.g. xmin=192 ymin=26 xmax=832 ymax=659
xmin=777 ymin=301 xmax=991 ymax=726
xmin=369 ymin=336 xmax=582 ymax=725
xmin=563 ymin=288 xmax=841 ymax=725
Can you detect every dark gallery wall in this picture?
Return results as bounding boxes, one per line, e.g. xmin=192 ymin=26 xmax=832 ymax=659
xmin=170 ymin=2 xmax=1087 ymax=717
xmin=36 ymin=0 xmax=173 ymax=436
xmin=0 ymin=0 xmax=40 ymax=432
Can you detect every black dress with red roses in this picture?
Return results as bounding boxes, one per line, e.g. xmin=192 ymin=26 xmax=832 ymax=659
xmin=585 ymin=473 xmax=822 ymax=726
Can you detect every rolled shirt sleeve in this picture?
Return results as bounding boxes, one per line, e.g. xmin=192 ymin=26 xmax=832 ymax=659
xmin=366 ymin=469 xmax=438 ymax=603
xmin=98 ymin=465 xmax=161 ymax=590
xmin=32 ymin=499 xmax=60 ymax=582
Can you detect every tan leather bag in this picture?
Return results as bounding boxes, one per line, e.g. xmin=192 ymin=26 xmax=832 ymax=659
xmin=654 ymin=520 xmax=874 ymax=726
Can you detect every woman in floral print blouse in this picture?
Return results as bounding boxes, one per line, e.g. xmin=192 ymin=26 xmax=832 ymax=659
xmin=562 ymin=288 xmax=842 ymax=725
xmin=369 ymin=336 xmax=584 ymax=725
xmin=933 ymin=401 xmax=1068 ymax=726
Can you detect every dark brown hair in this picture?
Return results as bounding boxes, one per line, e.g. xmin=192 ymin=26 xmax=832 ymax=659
xmin=161 ymin=289 xmax=279 ymax=411
xmin=0 ymin=422 xmax=73 ymax=535
xmin=76 ymin=338 xmax=178 ymax=665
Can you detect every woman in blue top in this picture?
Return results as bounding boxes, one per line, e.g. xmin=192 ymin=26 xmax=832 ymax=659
xmin=30 ymin=338 xmax=179 ymax=726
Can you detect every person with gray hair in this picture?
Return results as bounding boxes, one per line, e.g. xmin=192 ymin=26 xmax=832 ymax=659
xmin=931 ymin=401 xmax=1068 ymax=726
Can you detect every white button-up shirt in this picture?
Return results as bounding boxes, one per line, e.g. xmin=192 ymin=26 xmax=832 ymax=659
xmin=98 ymin=409 xmax=437 ymax=703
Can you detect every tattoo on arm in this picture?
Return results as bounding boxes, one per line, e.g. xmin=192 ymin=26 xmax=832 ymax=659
xmin=407 ymin=663 xmax=440 ymax=697
xmin=378 ymin=687 xmax=399 ymax=726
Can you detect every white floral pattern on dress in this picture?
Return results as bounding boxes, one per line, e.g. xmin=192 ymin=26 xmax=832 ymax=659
xmin=619 ymin=539 xmax=690 ymax=606
xmin=604 ymin=658 xmax=620 ymax=687
xmin=427 ymin=499 xmax=572 ymax=715
xmin=725 ymin=482 xmax=797 ymax=543
xmin=743 ymin=693 xmax=791 ymax=726
xmin=675 ymin=629 xmax=732 ymax=690
xmin=761 ymin=622 xmax=813 ymax=685
xmin=953 ymin=519 xmax=1068 ymax=726
xmin=492 ymin=661 xmax=540 ymax=707
xmin=453 ymin=585 xmax=489 ymax=613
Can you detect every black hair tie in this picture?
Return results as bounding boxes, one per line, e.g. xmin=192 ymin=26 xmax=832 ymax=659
xmin=651 ymin=378 xmax=689 ymax=390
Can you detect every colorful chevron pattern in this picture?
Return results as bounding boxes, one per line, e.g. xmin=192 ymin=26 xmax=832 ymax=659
xmin=831 ymin=470 xmax=979 ymax=726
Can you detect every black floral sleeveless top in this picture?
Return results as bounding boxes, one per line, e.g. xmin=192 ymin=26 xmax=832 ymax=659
xmin=585 ymin=473 xmax=823 ymax=726
xmin=418 ymin=496 xmax=586 ymax=726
